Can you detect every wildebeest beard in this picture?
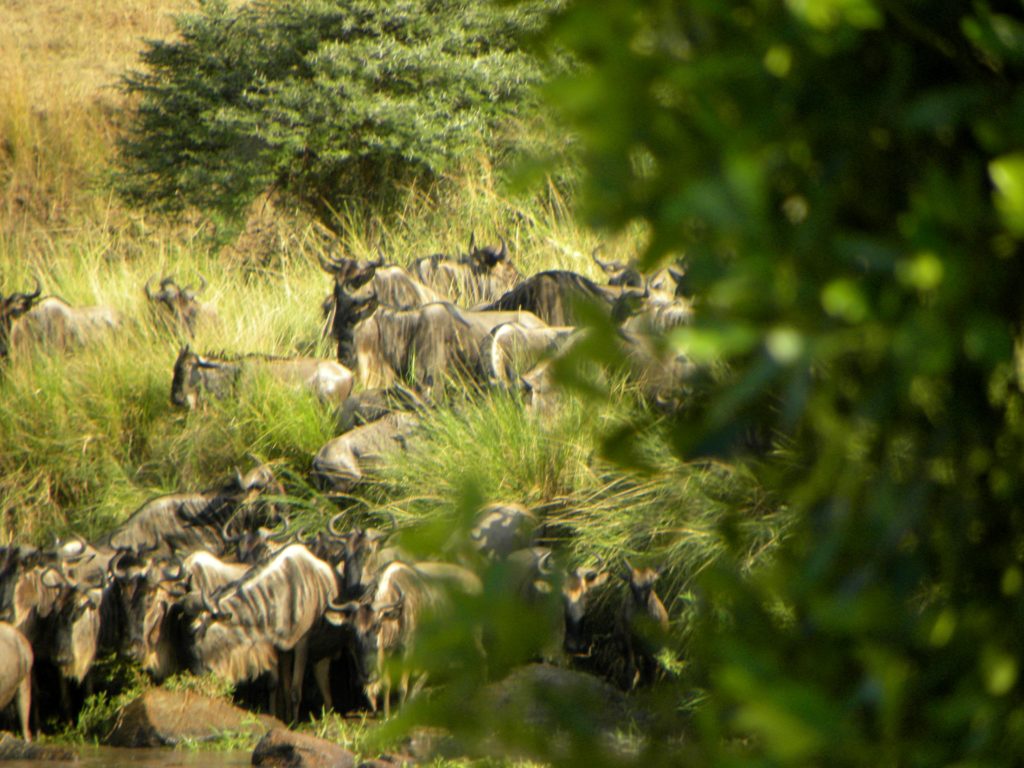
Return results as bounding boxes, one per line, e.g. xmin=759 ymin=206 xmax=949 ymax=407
xmin=331 ymin=287 xmax=377 ymax=366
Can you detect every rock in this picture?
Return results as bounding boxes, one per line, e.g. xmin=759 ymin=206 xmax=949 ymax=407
xmin=104 ymin=689 xmax=283 ymax=747
xmin=252 ymin=727 xmax=356 ymax=768
xmin=0 ymin=732 xmax=77 ymax=760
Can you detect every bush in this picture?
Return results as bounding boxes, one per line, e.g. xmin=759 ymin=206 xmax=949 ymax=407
xmin=116 ymin=0 xmax=561 ymax=225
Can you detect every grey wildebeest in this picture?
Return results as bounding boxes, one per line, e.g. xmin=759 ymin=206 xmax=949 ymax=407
xmin=98 ymin=464 xmax=285 ymax=559
xmin=411 ymin=233 xmax=522 ymax=307
xmin=325 ymin=560 xmax=482 ymax=717
xmin=592 ymin=247 xmax=688 ymax=297
xmin=481 ymin=322 xmax=578 ymax=391
xmin=469 ymin=503 xmax=538 ymax=561
xmin=0 ymin=281 xmax=119 ymax=360
xmin=327 ymin=279 xmax=546 ymax=393
xmin=0 ymin=622 xmax=33 ymax=741
xmin=617 ymin=560 xmax=670 ymax=689
xmin=319 ymin=253 xmax=446 ymax=312
xmin=145 ymin=274 xmax=216 ymax=337
xmin=190 ymin=543 xmax=342 ymax=722
xmin=312 ymin=412 xmax=420 ymax=494
xmin=171 ymin=345 xmax=354 ymax=409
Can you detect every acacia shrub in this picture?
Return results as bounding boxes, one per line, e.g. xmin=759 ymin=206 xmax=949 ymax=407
xmin=116 ymin=0 xmax=559 ymax=225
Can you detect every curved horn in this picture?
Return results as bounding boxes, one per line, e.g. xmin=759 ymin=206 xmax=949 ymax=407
xmin=109 ymin=549 xmax=133 ymax=579
xmin=328 ymin=512 xmax=347 ymax=538
xmin=371 ymin=250 xmax=386 ymax=268
xmin=41 ymin=566 xmax=69 ymax=589
xmin=268 ymin=513 xmax=291 ymax=541
xmin=468 ymin=231 xmax=477 ymax=255
xmin=145 ymin=275 xmax=159 ymax=300
xmin=194 ymin=274 xmax=208 ymax=295
xmin=9 ymin=278 xmax=42 ymax=309
xmin=162 ymin=559 xmax=185 ymax=582
xmin=318 ymin=253 xmax=350 ymax=274
xmin=498 ymin=237 xmax=508 ymax=261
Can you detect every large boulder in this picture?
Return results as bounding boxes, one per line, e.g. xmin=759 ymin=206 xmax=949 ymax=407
xmin=252 ymin=728 xmax=356 ymax=768
xmin=105 ymin=689 xmax=283 ymax=747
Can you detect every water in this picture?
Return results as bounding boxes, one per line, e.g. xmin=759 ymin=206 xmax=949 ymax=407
xmin=3 ymin=745 xmax=252 ymax=768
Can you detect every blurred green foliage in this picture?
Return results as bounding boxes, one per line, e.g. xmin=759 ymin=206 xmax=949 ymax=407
xmin=115 ymin=0 xmax=563 ymax=226
xmin=533 ymin=0 xmax=1024 ymax=765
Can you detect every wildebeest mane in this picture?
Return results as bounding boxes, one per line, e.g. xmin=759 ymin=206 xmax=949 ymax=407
xmin=480 ymin=270 xmax=617 ymax=326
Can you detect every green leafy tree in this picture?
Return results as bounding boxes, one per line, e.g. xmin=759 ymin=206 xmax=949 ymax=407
xmin=115 ymin=0 xmax=560 ymax=224
xmin=538 ymin=1 xmax=1024 ymax=765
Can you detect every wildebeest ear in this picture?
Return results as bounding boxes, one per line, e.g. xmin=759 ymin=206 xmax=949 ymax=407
xmin=41 ymin=567 xmax=68 ymax=589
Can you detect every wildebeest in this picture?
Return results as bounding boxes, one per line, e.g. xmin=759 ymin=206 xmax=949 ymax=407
xmin=561 ymin=562 xmax=610 ymax=658
xmin=190 ymin=543 xmax=342 ymax=721
xmin=0 ymin=621 xmax=33 ymax=741
xmin=312 ymin=412 xmax=420 ymax=494
xmin=411 ymin=234 xmax=522 ymax=307
xmin=325 ymin=560 xmax=482 ymax=717
xmin=335 ymin=384 xmax=426 ymax=434
xmin=481 ymin=322 xmax=578 ymax=391
xmin=617 ymin=560 xmax=670 ymax=689
xmin=171 ymin=345 xmax=354 ymax=409
xmin=98 ymin=464 xmax=285 ymax=558
xmin=320 ymin=253 xmax=446 ymax=309
xmin=469 ymin=503 xmax=538 ymax=560
xmin=144 ymin=274 xmax=216 ymax=337
xmin=0 ymin=281 xmax=120 ymax=360
xmin=328 ymin=283 xmax=545 ymax=393
xmin=479 ymin=270 xmax=622 ymax=327
xmin=592 ymin=248 xmax=688 ymax=298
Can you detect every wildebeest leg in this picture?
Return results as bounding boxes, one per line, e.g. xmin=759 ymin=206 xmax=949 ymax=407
xmin=290 ymin=639 xmax=309 ymax=722
xmin=18 ymin=674 xmax=31 ymax=741
xmin=59 ymin=675 xmax=72 ymax=720
xmin=277 ymin=651 xmax=294 ymax=721
xmin=313 ymin=658 xmax=333 ymax=713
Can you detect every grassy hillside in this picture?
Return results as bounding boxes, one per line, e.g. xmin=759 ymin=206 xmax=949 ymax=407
xmin=0 ymin=0 xmax=788 ymax=725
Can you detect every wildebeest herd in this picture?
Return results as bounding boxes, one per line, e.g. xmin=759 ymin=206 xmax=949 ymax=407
xmin=0 ymin=237 xmax=689 ymax=738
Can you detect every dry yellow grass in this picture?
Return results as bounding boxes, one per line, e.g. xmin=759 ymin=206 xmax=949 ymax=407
xmin=0 ymin=0 xmax=184 ymax=224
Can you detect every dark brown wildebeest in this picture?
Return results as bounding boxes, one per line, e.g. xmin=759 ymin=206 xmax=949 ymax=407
xmin=312 ymin=412 xmax=420 ymax=494
xmin=0 ymin=281 xmax=120 ymax=360
xmin=479 ymin=270 xmax=624 ymax=327
xmin=0 ymin=621 xmax=33 ymax=741
xmin=325 ymin=560 xmax=482 ymax=717
xmin=617 ymin=560 xmax=670 ymax=689
xmin=190 ymin=543 xmax=342 ymax=721
xmin=144 ymin=274 xmax=216 ymax=337
xmin=98 ymin=464 xmax=285 ymax=559
xmin=171 ymin=345 xmax=354 ymax=410
xmin=411 ymin=233 xmax=522 ymax=307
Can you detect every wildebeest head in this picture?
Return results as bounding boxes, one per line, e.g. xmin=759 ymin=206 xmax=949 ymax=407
xmin=562 ymin=561 xmax=609 ymax=657
xmin=622 ymin=559 xmax=664 ymax=606
xmin=592 ymin=247 xmax=644 ymax=288
xmin=328 ymin=286 xmax=379 ymax=366
xmin=170 ymin=344 xmax=241 ymax=409
xmin=466 ymin=233 xmax=520 ymax=287
xmin=0 ymin=280 xmax=42 ymax=358
xmin=118 ymin=557 xmax=187 ymax=675
xmin=145 ymin=275 xmax=207 ymax=337
xmin=325 ymin=593 xmax=403 ymax=690
xmin=51 ymin=562 xmax=107 ymax=683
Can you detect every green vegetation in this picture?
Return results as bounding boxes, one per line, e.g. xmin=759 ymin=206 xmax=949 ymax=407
xmin=116 ymin=0 xmax=565 ymax=225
